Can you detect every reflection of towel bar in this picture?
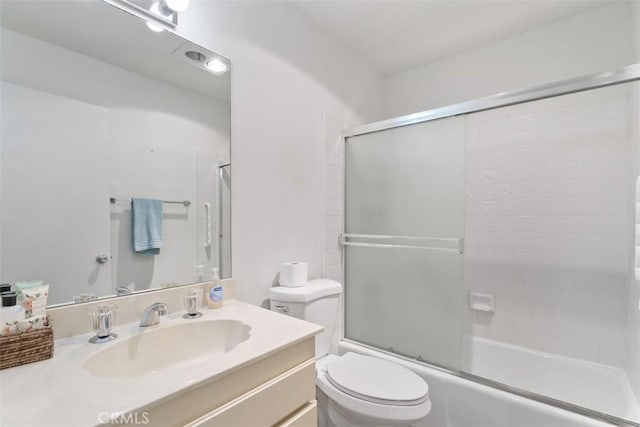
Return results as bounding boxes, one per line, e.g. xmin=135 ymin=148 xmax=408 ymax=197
xmin=341 ymin=233 xmax=464 ymax=254
xmin=109 ymin=197 xmax=191 ymax=207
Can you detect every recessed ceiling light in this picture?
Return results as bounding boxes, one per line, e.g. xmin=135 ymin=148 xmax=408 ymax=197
xmin=185 ymin=50 xmax=206 ymax=62
xmin=205 ymin=58 xmax=229 ymax=75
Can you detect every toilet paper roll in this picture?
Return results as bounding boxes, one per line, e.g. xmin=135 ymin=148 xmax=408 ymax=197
xmin=279 ymin=262 xmax=308 ymax=287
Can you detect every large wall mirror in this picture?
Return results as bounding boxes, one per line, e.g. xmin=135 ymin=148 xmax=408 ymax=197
xmin=0 ymin=1 xmax=231 ymax=306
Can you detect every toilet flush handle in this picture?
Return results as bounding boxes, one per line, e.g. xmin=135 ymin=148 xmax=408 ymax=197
xmin=274 ymin=304 xmax=289 ymax=313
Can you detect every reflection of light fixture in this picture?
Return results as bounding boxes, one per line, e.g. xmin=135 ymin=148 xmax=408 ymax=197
xmin=205 ymin=58 xmax=229 ymax=75
xmin=164 ymin=0 xmax=190 ymax=12
xmin=146 ymin=21 xmax=164 ymax=32
xmin=146 ymin=2 xmax=172 ymax=32
xmin=146 ymin=0 xmax=190 ymax=33
xmin=105 ymin=0 xmax=188 ymax=32
xmin=151 ymin=2 xmax=174 ymax=18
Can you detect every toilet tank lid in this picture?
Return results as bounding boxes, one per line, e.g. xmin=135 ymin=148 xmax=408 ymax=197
xmin=268 ymin=279 xmax=342 ymax=303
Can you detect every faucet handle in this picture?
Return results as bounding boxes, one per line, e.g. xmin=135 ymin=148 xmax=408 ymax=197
xmin=183 ymin=290 xmax=203 ymax=319
xmin=88 ymin=303 xmax=118 ymax=343
xmin=155 ymin=302 xmax=168 ymax=315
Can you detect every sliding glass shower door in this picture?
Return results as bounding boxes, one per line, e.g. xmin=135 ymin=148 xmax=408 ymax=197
xmin=343 ymin=75 xmax=640 ymax=425
xmin=344 ymin=115 xmax=466 ymax=369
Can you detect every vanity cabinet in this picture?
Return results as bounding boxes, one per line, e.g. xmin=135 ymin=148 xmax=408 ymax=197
xmin=124 ymin=337 xmax=317 ymax=427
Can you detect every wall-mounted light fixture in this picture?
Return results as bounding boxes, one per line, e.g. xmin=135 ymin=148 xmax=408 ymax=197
xmin=164 ymin=0 xmax=190 ymax=12
xmin=103 ymin=0 xmax=189 ymax=33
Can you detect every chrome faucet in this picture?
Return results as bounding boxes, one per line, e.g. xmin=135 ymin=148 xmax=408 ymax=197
xmin=140 ymin=303 xmax=167 ymax=327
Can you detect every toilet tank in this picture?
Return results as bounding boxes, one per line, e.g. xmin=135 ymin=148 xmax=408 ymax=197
xmin=268 ymin=279 xmax=342 ymax=357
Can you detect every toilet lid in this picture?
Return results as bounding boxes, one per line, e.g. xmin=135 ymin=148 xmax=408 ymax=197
xmin=325 ymin=353 xmax=429 ymax=406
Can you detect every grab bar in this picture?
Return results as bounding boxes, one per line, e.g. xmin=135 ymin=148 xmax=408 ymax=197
xmin=204 ymin=202 xmax=212 ymax=249
xmin=341 ymin=233 xmax=464 ymax=254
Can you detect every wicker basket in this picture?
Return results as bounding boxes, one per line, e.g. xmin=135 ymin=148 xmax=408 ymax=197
xmin=0 ymin=318 xmax=53 ymax=370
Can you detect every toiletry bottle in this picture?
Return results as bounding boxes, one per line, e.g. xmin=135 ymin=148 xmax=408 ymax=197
xmin=195 ymin=264 xmax=204 ymax=283
xmin=206 ymin=268 xmax=223 ymax=309
xmin=0 ymin=291 xmax=25 ymax=323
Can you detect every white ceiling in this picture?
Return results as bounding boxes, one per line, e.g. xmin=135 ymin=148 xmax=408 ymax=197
xmin=289 ymin=0 xmax=617 ymax=74
xmin=0 ymin=0 xmax=230 ymax=102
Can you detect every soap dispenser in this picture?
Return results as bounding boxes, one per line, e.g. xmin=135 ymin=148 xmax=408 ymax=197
xmin=206 ymin=268 xmax=223 ymax=309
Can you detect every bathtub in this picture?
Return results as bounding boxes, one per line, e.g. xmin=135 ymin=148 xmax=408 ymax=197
xmin=338 ymin=339 xmax=636 ymax=427
xmin=462 ymin=336 xmax=640 ymax=423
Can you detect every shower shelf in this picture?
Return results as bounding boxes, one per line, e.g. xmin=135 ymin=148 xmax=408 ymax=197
xmin=341 ymin=233 xmax=464 ymax=254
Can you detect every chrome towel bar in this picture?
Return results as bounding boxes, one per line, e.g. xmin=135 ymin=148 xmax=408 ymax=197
xmin=109 ymin=197 xmax=191 ymax=207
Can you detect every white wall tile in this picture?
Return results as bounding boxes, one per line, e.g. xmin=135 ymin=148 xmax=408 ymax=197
xmin=465 ymin=85 xmax=632 ymax=367
xmin=321 ymin=114 xmax=350 ymax=285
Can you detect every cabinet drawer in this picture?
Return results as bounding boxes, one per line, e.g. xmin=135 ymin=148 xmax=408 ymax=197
xmin=187 ymin=358 xmax=316 ymax=427
xmin=277 ymin=401 xmax=317 ymax=427
xmin=132 ymin=338 xmax=315 ymax=427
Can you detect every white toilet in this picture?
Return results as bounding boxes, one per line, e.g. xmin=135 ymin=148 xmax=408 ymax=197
xmin=269 ymin=279 xmax=431 ymax=427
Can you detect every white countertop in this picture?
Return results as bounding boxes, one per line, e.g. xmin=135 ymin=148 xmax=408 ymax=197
xmin=0 ymin=301 xmax=322 ymax=427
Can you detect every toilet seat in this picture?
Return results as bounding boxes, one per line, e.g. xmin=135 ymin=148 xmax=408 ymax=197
xmin=317 ymin=353 xmax=431 ymax=424
xmin=325 ymin=352 xmax=429 ymax=406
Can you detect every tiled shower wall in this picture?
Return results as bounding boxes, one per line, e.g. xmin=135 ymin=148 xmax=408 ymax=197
xmin=322 ymin=113 xmax=347 ymax=285
xmin=627 ymin=83 xmax=640 ymax=409
xmin=464 ymin=84 xmax=633 ymax=366
xmin=321 ymin=113 xmax=349 ymax=350
xmin=327 ymin=83 xmax=635 ymax=367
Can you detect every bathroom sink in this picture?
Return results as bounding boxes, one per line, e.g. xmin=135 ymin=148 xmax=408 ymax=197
xmin=82 ymin=319 xmax=251 ymax=378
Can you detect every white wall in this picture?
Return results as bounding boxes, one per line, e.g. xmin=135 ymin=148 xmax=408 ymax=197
xmin=385 ymin=2 xmax=634 ymax=118
xmin=175 ymin=1 xmax=385 ymax=306
xmin=1 ymin=29 xmax=230 ymax=303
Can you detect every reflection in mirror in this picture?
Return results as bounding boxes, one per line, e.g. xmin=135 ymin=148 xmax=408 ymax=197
xmin=0 ymin=1 xmax=231 ymax=306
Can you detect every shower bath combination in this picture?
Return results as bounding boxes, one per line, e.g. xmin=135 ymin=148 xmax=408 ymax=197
xmin=340 ymin=63 xmax=640 ymax=426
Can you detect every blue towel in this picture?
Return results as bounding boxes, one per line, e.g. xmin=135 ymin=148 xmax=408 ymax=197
xmin=131 ymin=198 xmax=163 ymax=255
